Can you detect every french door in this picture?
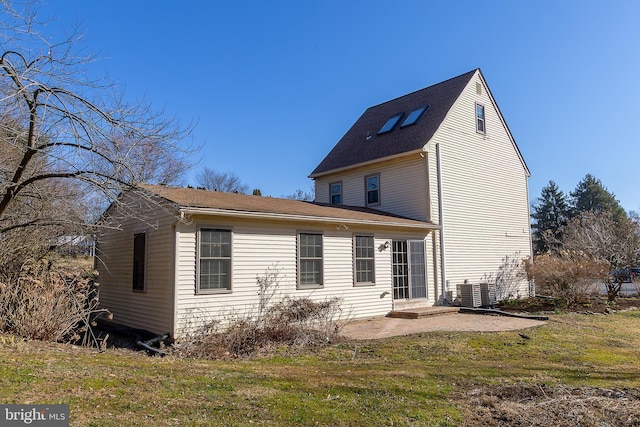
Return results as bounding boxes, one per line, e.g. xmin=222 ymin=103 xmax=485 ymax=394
xmin=392 ymin=240 xmax=427 ymax=300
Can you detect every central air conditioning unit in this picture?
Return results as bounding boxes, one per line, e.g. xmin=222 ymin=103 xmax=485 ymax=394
xmin=456 ymin=283 xmax=482 ymax=308
xmin=480 ymin=282 xmax=497 ymax=307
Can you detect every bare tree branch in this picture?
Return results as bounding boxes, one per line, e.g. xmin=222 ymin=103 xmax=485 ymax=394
xmin=195 ymin=167 xmax=250 ymax=194
xmin=0 ymin=0 xmax=196 ymax=270
xmin=563 ymin=211 xmax=640 ymax=301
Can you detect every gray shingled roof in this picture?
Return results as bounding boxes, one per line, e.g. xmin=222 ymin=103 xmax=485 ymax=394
xmin=139 ymin=184 xmax=436 ymax=229
xmin=310 ymin=69 xmax=477 ymax=177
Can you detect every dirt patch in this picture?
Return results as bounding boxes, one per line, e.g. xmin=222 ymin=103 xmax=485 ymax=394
xmin=455 ymin=384 xmax=640 ymax=426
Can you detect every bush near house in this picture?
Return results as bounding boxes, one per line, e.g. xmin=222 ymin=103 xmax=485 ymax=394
xmin=524 ymin=252 xmax=609 ymax=307
xmin=174 ymin=267 xmax=344 ymax=359
xmin=0 ymin=257 xmax=107 ymax=343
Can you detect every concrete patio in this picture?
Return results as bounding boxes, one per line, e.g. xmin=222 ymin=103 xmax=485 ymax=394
xmin=339 ymin=307 xmax=546 ymax=340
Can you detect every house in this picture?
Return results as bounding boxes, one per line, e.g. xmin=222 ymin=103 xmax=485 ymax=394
xmin=310 ymin=68 xmax=532 ymax=306
xmin=95 ymin=69 xmax=532 ymax=337
xmin=96 ymin=186 xmax=436 ymax=336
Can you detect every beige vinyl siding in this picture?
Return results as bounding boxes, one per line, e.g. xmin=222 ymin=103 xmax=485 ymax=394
xmin=314 ymin=156 xmax=430 ymax=221
xmin=428 ymin=70 xmax=531 ymax=298
xmin=175 ymin=216 xmax=397 ymax=336
xmin=96 ymin=203 xmax=176 ymax=335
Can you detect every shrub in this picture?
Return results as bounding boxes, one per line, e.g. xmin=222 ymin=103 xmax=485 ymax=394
xmin=174 ymin=267 xmax=345 ymax=359
xmin=0 ymin=257 xmax=108 ymax=343
xmin=525 ymin=252 xmax=608 ymax=307
xmin=562 ymin=211 xmax=640 ymax=302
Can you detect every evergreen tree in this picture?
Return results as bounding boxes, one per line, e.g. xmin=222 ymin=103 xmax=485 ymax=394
xmin=570 ymin=174 xmax=627 ymax=223
xmin=531 ymin=180 xmax=570 ymax=254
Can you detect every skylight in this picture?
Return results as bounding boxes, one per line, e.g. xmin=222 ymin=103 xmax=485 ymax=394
xmin=400 ymin=104 xmax=429 ymax=127
xmin=377 ymin=113 xmax=404 ymax=134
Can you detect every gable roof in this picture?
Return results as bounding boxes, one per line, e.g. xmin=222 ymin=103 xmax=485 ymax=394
xmin=310 ymin=69 xmax=477 ymax=177
xmin=139 ymin=184 xmax=436 ymax=230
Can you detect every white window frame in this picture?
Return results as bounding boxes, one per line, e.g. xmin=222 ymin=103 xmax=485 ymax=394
xmin=365 ymin=174 xmax=380 ymax=207
xmin=297 ymin=232 xmax=324 ymax=289
xmin=353 ymin=235 xmax=375 ymax=286
xmin=330 ymin=181 xmax=342 ymax=205
xmin=475 ymin=102 xmax=486 ymax=134
xmin=197 ymin=228 xmax=233 ymax=294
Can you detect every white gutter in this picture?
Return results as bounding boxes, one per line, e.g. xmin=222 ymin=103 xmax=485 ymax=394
xmin=180 ymin=207 xmax=440 ymax=231
xmin=171 ymin=222 xmax=179 ymax=338
xmin=436 ymin=143 xmax=447 ymax=302
xmin=309 ymin=148 xmax=424 ymax=179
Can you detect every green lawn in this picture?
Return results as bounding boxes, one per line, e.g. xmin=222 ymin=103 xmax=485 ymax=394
xmin=1 ymin=311 xmax=639 ymax=426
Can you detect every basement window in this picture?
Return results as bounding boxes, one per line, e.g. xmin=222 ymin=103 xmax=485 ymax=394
xmin=377 ymin=113 xmax=404 ymax=134
xmin=400 ymin=105 xmax=429 ymax=127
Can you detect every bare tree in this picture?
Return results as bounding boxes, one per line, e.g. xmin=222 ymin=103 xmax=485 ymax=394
xmin=562 ymin=211 xmax=640 ymax=301
xmin=284 ymin=187 xmax=315 ymax=202
xmin=195 ymin=167 xmax=249 ymax=194
xmin=0 ymin=1 xmax=193 ymax=270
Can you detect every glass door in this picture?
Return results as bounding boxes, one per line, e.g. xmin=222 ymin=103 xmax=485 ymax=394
xmin=392 ymin=240 xmax=427 ymax=300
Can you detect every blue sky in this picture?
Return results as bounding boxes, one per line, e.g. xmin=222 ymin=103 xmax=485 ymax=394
xmin=43 ymin=0 xmax=640 ymax=211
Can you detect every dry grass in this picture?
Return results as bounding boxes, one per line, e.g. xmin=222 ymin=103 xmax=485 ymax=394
xmin=460 ymin=384 xmax=640 ymax=426
xmin=1 ymin=299 xmax=640 ymax=425
xmin=0 ymin=256 xmax=107 ymax=344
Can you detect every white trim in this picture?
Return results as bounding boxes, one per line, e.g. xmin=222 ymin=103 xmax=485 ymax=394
xmin=309 ymin=149 xmax=424 ymax=179
xmin=297 ymin=231 xmax=324 ymax=289
xmin=196 ymin=227 xmax=233 ymax=294
xmin=436 ymin=143 xmax=447 ymax=303
xmin=475 ymin=102 xmax=486 ymax=135
xmin=353 ymin=234 xmax=376 ymax=286
xmin=329 ymin=181 xmax=343 ymax=205
xmin=365 ymin=173 xmax=381 ymax=207
xmin=180 ymin=207 xmax=439 ymax=231
xmin=171 ymin=223 xmax=179 ymax=337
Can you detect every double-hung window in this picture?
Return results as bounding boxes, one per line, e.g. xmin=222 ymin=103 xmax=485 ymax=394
xmin=365 ymin=174 xmax=380 ymax=206
xmin=354 ymin=235 xmax=375 ymax=285
xmin=298 ymin=233 xmax=323 ymax=288
xmin=198 ymin=228 xmax=232 ymax=292
xmin=132 ymin=233 xmax=146 ymax=291
xmin=330 ymin=182 xmax=342 ymax=205
xmin=476 ymin=103 xmax=486 ymax=134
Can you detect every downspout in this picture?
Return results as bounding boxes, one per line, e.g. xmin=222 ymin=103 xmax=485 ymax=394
xmin=171 ymin=222 xmax=180 ymax=338
xmin=436 ymin=143 xmax=447 ymax=303
xmin=422 ymin=150 xmax=438 ymax=301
